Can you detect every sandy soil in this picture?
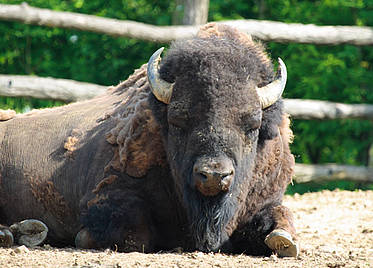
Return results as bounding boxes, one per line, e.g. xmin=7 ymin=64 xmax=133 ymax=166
xmin=0 ymin=190 xmax=372 ymax=268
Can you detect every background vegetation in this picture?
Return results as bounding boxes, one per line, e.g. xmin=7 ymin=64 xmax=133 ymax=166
xmin=0 ymin=0 xmax=372 ymax=192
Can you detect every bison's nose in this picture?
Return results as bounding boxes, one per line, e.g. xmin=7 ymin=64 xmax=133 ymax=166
xmin=193 ymin=156 xmax=234 ymax=196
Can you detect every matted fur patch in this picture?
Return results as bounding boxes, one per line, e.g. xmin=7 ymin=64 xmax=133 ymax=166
xmin=105 ymin=66 xmax=167 ymax=178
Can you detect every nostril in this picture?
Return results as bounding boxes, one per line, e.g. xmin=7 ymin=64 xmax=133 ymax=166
xmin=221 ymin=170 xmax=234 ymax=178
xmin=195 ymin=171 xmax=208 ymax=182
xmin=194 ymin=168 xmax=234 ymax=181
xmin=220 ymin=170 xmax=234 ymax=191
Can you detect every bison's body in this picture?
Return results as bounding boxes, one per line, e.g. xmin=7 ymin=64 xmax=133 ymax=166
xmin=0 ymin=24 xmax=297 ymax=256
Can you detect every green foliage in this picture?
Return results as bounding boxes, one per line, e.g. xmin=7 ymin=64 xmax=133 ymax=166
xmin=286 ymin=180 xmax=373 ymax=195
xmin=0 ymin=0 xmax=372 ymax=192
xmin=0 ymin=96 xmax=63 ymax=113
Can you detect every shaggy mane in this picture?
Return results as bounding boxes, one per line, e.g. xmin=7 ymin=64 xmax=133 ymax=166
xmin=197 ymin=23 xmax=272 ymax=69
xmin=105 ymin=65 xmax=167 ymax=178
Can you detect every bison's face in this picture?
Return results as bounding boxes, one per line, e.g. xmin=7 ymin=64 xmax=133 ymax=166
xmin=165 ymin=81 xmax=262 ymax=252
xmin=147 ymin=43 xmax=286 ymax=252
xmin=165 ymin=79 xmax=262 ymax=198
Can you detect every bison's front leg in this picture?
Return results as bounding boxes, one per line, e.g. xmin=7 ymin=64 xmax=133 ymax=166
xmin=264 ymin=205 xmax=298 ymax=257
xmin=0 ymin=219 xmax=48 ymax=248
xmin=76 ymin=194 xmax=156 ymax=252
xmin=230 ymin=204 xmax=298 ymax=257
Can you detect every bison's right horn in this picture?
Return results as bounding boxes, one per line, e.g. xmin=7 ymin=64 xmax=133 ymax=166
xmin=147 ymin=47 xmax=174 ymax=104
xmin=256 ymin=58 xmax=287 ymax=109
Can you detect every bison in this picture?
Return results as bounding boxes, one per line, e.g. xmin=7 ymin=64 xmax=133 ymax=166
xmin=0 ymin=23 xmax=298 ymax=257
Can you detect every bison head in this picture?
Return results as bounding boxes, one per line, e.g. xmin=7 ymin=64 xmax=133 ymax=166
xmin=147 ymin=28 xmax=287 ymax=252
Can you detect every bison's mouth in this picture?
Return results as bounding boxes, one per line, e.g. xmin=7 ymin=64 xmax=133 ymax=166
xmin=174 ymin=156 xmax=239 ymax=252
xmin=184 ymin=188 xmax=235 ymax=252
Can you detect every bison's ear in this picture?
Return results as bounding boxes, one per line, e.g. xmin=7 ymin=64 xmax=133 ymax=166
xmin=147 ymin=47 xmax=174 ymax=104
xmin=259 ymin=99 xmax=284 ymax=143
xmin=256 ymin=58 xmax=287 ymax=109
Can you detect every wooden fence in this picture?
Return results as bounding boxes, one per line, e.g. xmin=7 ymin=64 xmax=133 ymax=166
xmin=0 ymin=3 xmax=372 ymax=183
xmin=0 ymin=3 xmax=372 ymax=45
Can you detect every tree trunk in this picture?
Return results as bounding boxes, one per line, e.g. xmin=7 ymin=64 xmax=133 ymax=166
xmin=369 ymin=144 xmax=373 ymax=168
xmin=182 ymin=0 xmax=209 ymax=25
xmin=255 ymin=0 xmax=267 ymax=19
xmin=172 ymin=0 xmax=184 ymax=25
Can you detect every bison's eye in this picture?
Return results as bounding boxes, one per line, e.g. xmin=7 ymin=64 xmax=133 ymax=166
xmin=243 ymin=125 xmax=260 ymax=137
xmin=241 ymin=124 xmax=260 ymax=145
xmin=240 ymin=112 xmax=262 ymax=136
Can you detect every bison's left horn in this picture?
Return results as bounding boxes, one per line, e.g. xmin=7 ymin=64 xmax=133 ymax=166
xmin=256 ymin=58 xmax=287 ymax=109
xmin=147 ymin=47 xmax=174 ymax=104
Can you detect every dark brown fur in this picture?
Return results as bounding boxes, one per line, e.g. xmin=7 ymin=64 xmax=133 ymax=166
xmin=92 ymin=175 xmax=118 ymax=194
xmin=29 ymin=177 xmax=73 ymax=225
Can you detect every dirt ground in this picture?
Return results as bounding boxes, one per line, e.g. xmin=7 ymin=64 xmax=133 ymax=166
xmin=0 ymin=190 xmax=372 ymax=268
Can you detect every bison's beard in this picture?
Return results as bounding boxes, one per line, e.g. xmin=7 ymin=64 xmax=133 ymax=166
xmin=170 ymin=152 xmax=250 ymax=252
xmin=184 ymin=188 xmax=236 ymax=252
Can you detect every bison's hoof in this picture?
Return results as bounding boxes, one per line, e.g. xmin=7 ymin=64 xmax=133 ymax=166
xmin=75 ymin=228 xmax=97 ymax=249
xmin=0 ymin=227 xmax=14 ymax=247
xmin=10 ymin=219 xmax=48 ymax=247
xmin=264 ymin=229 xmax=298 ymax=258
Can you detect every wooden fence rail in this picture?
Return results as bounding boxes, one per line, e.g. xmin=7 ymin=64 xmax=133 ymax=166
xmin=0 ymin=3 xmax=372 ymax=45
xmin=294 ymin=164 xmax=373 ymax=183
xmin=1 ymin=74 xmax=373 ymax=121
xmin=0 ymin=75 xmax=106 ymax=102
xmin=283 ymin=99 xmax=373 ymax=121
